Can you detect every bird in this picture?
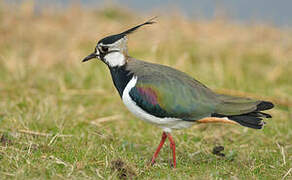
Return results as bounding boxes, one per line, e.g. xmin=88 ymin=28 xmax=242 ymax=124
xmin=82 ymin=17 xmax=274 ymax=168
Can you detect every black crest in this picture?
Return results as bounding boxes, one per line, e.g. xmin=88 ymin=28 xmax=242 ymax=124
xmin=98 ymin=17 xmax=157 ymax=45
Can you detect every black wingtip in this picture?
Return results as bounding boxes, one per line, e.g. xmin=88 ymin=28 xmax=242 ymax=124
xmin=256 ymin=101 xmax=274 ymax=111
xmin=258 ymin=112 xmax=272 ymax=118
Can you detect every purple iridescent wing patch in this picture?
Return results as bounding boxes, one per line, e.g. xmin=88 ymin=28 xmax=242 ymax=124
xmin=129 ymin=85 xmax=170 ymax=118
xmin=136 ymin=87 xmax=158 ymax=105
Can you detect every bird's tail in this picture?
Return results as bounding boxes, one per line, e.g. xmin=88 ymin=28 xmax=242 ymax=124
xmin=211 ymin=95 xmax=274 ymax=129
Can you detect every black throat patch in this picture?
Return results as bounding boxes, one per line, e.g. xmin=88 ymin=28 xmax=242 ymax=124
xmin=109 ymin=65 xmax=133 ymax=98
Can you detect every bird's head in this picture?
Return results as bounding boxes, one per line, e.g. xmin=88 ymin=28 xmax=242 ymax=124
xmin=82 ymin=17 xmax=156 ymax=67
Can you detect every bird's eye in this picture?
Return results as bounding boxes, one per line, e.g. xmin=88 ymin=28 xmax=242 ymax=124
xmin=101 ymin=46 xmax=108 ymax=52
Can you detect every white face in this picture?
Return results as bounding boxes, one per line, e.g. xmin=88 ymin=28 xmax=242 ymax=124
xmin=104 ymin=51 xmax=126 ymax=67
xmin=97 ymin=37 xmax=127 ymax=67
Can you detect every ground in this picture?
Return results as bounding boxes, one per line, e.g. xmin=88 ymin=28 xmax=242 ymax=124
xmin=0 ymin=2 xmax=291 ymax=179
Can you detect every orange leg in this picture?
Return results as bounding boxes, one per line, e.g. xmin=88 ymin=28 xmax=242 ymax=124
xmin=167 ymin=133 xmax=176 ymax=168
xmin=151 ymin=132 xmax=167 ymax=165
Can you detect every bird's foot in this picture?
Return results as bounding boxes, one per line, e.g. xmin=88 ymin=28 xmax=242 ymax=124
xmin=169 ymin=159 xmax=176 ymax=168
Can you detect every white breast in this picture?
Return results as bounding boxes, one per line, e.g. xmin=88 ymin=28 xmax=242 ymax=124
xmin=104 ymin=52 xmax=125 ymax=67
xmin=121 ymin=76 xmax=194 ymax=132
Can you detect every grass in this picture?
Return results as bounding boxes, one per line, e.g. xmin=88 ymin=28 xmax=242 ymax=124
xmin=0 ymin=2 xmax=291 ymax=179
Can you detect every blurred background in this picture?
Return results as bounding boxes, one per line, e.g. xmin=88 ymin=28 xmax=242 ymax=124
xmin=0 ymin=0 xmax=291 ymax=179
xmin=5 ymin=0 xmax=292 ymax=26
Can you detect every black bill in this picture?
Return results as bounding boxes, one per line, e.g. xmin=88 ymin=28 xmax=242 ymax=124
xmin=82 ymin=52 xmax=99 ymax=62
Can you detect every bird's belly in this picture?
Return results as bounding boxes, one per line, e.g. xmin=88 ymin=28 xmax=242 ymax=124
xmin=122 ymin=76 xmax=194 ymax=131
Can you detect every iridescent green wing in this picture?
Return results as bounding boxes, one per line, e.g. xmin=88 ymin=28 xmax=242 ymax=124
xmin=128 ymin=59 xmax=219 ymax=120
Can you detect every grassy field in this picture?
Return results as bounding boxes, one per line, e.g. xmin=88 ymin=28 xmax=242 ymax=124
xmin=0 ymin=2 xmax=292 ymax=179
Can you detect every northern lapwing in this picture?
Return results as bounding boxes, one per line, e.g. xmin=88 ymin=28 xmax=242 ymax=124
xmin=82 ymin=18 xmax=274 ymax=168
